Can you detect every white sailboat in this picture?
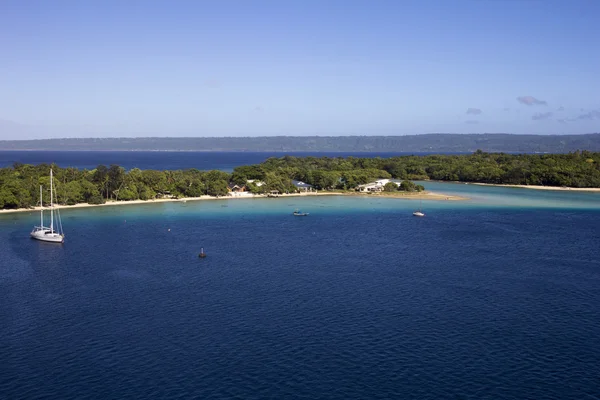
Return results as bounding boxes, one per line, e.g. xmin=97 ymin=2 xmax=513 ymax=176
xmin=31 ymin=169 xmax=65 ymax=243
xmin=413 ymin=197 xmax=425 ymax=217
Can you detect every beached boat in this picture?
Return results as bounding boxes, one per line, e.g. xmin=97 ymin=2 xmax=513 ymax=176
xmin=30 ymin=169 xmax=65 ymax=243
xmin=293 ymin=209 xmax=309 ymax=216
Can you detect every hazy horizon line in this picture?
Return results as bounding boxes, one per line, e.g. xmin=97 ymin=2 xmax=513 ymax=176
xmin=2 ymin=132 xmax=600 ymax=141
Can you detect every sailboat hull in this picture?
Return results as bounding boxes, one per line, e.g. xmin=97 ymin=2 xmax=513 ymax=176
xmin=30 ymin=228 xmax=64 ymax=243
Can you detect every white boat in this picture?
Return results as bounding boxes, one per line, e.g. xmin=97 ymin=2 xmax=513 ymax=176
xmin=31 ymin=169 xmax=65 ymax=243
xmin=413 ymin=198 xmax=425 ymax=217
xmin=293 ymin=209 xmax=309 ymax=216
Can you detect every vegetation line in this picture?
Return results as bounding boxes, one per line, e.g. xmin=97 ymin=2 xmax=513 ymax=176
xmin=0 ymin=150 xmax=598 ymax=210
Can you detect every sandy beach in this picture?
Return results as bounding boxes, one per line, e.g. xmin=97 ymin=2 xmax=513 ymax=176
xmin=344 ymin=191 xmax=467 ymax=201
xmin=469 ymin=183 xmax=600 ymax=192
xmin=0 ymin=190 xmax=466 ymax=214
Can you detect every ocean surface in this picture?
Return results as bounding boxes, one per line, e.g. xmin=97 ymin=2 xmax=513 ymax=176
xmin=1 ymin=183 xmax=600 ymax=399
xmin=0 ymin=150 xmax=467 ymax=171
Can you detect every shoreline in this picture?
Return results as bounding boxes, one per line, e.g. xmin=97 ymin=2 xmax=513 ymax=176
xmin=0 ymin=190 xmax=466 ymax=214
xmin=468 ymin=182 xmax=600 ymax=192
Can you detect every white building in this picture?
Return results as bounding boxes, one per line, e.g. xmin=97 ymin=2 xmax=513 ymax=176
xmin=246 ymin=179 xmax=265 ymax=187
xmin=356 ymin=179 xmax=401 ymax=192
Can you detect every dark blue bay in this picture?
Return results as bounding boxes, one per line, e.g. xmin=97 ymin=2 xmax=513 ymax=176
xmin=1 ymin=196 xmax=600 ymax=399
xmin=0 ymin=150 xmax=466 ymax=171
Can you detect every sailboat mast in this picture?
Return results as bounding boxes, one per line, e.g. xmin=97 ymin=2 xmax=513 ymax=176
xmin=40 ymin=185 xmax=43 ymax=227
xmin=50 ymin=169 xmax=54 ymax=232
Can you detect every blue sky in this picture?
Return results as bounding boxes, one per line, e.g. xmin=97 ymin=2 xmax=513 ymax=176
xmin=1 ymin=0 xmax=599 ymax=139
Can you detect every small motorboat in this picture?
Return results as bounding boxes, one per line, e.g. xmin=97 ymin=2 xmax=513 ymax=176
xmin=293 ymin=209 xmax=309 ymax=216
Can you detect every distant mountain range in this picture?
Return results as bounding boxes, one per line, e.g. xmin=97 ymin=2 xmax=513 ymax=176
xmin=1 ymin=134 xmax=599 ymax=153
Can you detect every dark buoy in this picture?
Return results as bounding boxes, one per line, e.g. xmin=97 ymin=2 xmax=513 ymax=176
xmin=199 ymin=247 xmax=207 ymax=258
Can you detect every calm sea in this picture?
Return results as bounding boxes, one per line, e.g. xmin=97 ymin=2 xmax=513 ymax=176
xmin=1 ymin=155 xmax=600 ymax=399
xmin=0 ymin=150 xmax=467 ymax=171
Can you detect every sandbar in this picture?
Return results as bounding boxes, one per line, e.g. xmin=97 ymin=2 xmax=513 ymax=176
xmin=341 ymin=191 xmax=467 ymax=201
xmin=469 ymin=183 xmax=600 ymax=192
xmin=0 ymin=190 xmax=466 ymax=214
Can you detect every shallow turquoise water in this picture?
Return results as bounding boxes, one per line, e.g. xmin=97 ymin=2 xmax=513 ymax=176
xmin=3 ymin=183 xmax=600 ymax=228
xmin=419 ymin=181 xmax=600 ymax=210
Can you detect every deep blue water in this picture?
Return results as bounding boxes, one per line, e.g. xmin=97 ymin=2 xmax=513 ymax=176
xmin=1 ymin=194 xmax=600 ymax=399
xmin=0 ymin=150 xmax=466 ymax=171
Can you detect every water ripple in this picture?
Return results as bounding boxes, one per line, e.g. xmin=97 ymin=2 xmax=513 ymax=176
xmin=1 ymin=208 xmax=599 ymax=399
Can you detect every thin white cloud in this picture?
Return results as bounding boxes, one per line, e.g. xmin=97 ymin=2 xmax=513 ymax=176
xmin=517 ymin=96 xmax=547 ymax=106
xmin=575 ymin=110 xmax=600 ymax=120
xmin=559 ymin=109 xmax=600 ymax=123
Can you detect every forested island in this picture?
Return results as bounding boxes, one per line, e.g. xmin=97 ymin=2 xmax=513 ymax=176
xmin=0 ymin=151 xmax=599 ymax=210
xmin=1 ymin=133 xmax=600 ymax=153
